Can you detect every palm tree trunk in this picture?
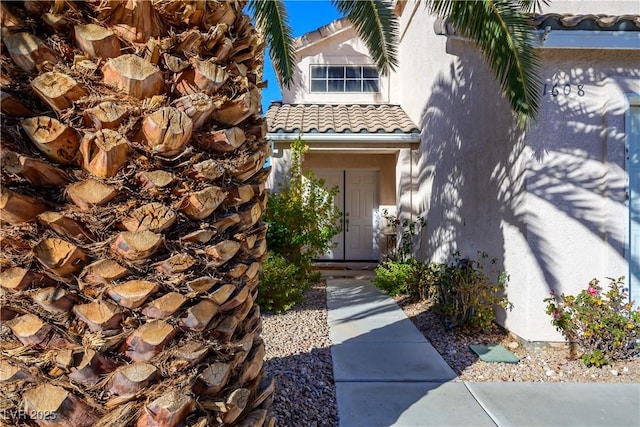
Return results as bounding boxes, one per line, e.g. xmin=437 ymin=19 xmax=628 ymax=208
xmin=1 ymin=1 xmax=273 ymax=426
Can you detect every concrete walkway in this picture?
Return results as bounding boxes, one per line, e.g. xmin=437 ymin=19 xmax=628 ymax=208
xmin=323 ymin=272 xmax=640 ymax=427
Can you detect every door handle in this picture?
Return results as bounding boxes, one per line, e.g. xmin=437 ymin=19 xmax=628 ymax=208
xmin=345 ymin=212 xmax=349 ymax=232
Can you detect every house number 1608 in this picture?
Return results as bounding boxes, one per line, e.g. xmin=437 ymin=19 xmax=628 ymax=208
xmin=542 ymin=83 xmax=585 ymax=97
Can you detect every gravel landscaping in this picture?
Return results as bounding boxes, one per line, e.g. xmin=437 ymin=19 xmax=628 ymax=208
xmin=261 ymin=278 xmax=639 ymax=427
xmin=262 ymin=281 xmax=338 ymax=427
xmin=397 ymin=295 xmax=640 ymax=383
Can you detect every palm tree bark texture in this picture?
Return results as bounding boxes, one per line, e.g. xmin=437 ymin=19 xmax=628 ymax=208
xmin=1 ymin=1 xmax=273 ymax=426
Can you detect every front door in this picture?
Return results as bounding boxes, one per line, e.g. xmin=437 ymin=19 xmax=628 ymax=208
xmin=629 ymin=101 xmax=640 ymax=305
xmin=313 ymin=169 xmax=379 ymax=261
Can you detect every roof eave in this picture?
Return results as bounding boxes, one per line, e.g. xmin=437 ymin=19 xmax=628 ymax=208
xmin=435 ymin=16 xmax=640 ymax=50
xmin=267 ymin=132 xmax=421 ymax=150
xmin=295 ymin=25 xmax=354 ymax=53
xmin=294 ymin=17 xmax=353 ymax=52
xmin=536 ymin=29 xmax=640 ymax=50
xmin=440 ymin=29 xmax=640 ymax=50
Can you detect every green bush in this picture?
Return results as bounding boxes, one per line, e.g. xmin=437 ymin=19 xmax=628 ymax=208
xmin=544 ymin=277 xmax=640 ymax=367
xmin=406 ymin=260 xmax=440 ymax=300
xmin=373 ymin=258 xmax=439 ymax=299
xmin=260 ymin=137 xmax=341 ymax=313
xmin=256 ymin=253 xmax=309 ymax=313
xmin=375 ymin=211 xmax=434 ymax=299
xmin=264 ymin=137 xmax=342 ymax=272
xmin=373 ymin=260 xmax=416 ymax=296
xmin=433 ymin=252 xmax=511 ymax=331
xmin=374 ymin=252 xmax=510 ymax=332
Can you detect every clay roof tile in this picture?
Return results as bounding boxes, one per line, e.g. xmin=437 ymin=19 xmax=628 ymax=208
xmin=266 ymin=103 xmax=419 ymax=135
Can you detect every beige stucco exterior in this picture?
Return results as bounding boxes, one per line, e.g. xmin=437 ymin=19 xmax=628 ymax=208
xmin=268 ymin=0 xmax=640 ymax=342
xmin=395 ymin=0 xmax=640 ymax=341
xmin=281 ymin=24 xmax=390 ymax=105
xmin=302 ymin=152 xmax=397 ymax=205
xmin=268 ymin=20 xmax=410 ymax=262
xmin=269 ymin=146 xmax=402 ymax=259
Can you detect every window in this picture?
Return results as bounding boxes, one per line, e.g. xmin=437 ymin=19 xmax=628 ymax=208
xmin=310 ymin=65 xmax=380 ymax=93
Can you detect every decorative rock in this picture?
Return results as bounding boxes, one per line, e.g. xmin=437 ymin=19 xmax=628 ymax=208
xmin=262 ymin=283 xmax=337 ymax=427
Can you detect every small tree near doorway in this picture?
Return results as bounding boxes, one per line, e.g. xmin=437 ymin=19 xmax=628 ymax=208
xmin=259 ymin=137 xmax=342 ymax=311
xmin=265 ymin=137 xmax=342 ymax=268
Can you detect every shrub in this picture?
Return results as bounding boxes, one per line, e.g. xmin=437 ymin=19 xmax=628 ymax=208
xmin=265 ymin=137 xmax=342 ymax=271
xmin=544 ymin=277 xmax=640 ymax=367
xmin=256 ymin=253 xmax=310 ymax=313
xmin=373 ymin=260 xmax=417 ymax=296
xmin=375 ymin=211 xmax=432 ymax=299
xmin=405 ymin=260 xmax=441 ymax=300
xmin=373 ymin=258 xmax=439 ymax=300
xmin=374 ymin=252 xmax=510 ymax=331
xmin=261 ymin=137 xmax=340 ymax=312
xmin=433 ymin=252 xmax=511 ymax=331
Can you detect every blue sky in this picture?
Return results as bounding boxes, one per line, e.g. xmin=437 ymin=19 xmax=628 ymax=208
xmin=261 ymin=1 xmax=343 ymax=113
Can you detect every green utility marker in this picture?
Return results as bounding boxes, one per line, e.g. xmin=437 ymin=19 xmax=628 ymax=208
xmin=469 ymin=344 xmax=520 ymax=364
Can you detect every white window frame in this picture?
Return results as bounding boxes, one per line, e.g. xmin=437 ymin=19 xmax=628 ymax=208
xmin=310 ymin=65 xmax=380 ymax=93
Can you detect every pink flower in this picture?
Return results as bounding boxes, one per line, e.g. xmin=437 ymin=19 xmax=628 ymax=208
xmin=587 ymin=286 xmax=598 ymax=296
xmin=552 ymin=309 xmax=561 ymax=320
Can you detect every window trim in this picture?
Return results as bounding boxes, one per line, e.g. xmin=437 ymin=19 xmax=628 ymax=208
xmin=310 ymin=65 xmax=380 ymax=94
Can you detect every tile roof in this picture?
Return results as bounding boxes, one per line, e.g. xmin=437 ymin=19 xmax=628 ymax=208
xmin=436 ymin=14 xmax=640 ymax=35
xmin=266 ymin=103 xmax=420 ymax=135
xmin=532 ymin=14 xmax=640 ymax=31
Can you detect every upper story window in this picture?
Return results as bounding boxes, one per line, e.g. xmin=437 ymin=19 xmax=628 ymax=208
xmin=310 ymin=65 xmax=380 ymax=93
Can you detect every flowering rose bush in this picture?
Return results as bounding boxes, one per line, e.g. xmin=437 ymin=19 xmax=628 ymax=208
xmin=544 ymin=277 xmax=640 ymax=367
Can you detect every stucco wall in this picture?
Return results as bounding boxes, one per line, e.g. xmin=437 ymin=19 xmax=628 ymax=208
xmin=303 ymin=152 xmax=397 ymax=205
xmin=267 ymin=145 xmax=291 ymax=192
xmin=281 ymin=26 xmax=390 ymax=105
xmin=268 ymin=150 xmax=398 ymax=204
xmin=521 ymin=49 xmax=639 ymax=340
xmin=269 ymin=0 xmax=638 ymax=341
xmin=397 ymin=0 xmax=640 ymax=341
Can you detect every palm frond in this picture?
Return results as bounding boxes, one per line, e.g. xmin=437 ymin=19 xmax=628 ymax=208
xmin=428 ymin=0 xmax=541 ymax=128
xmin=518 ymin=0 xmax=550 ymax=14
xmin=331 ymin=0 xmax=399 ymax=75
xmin=248 ymin=0 xmax=296 ymax=88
